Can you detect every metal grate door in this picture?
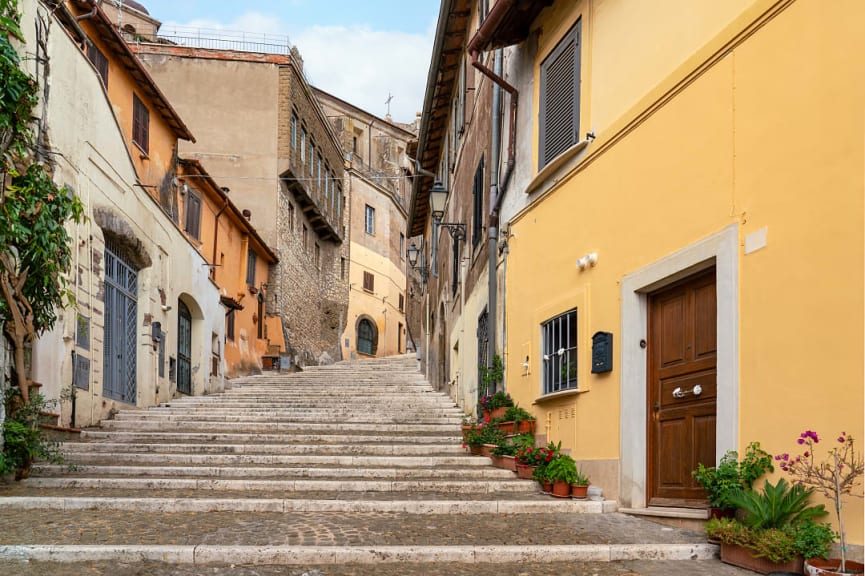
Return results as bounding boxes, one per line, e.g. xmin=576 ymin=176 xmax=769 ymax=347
xmin=177 ymin=300 xmax=192 ymax=394
xmin=103 ymin=241 xmax=138 ymax=404
xmin=477 ymin=308 xmax=489 ymax=413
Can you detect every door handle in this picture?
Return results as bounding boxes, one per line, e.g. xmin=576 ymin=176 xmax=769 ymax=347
xmin=672 ymin=384 xmax=702 ymax=399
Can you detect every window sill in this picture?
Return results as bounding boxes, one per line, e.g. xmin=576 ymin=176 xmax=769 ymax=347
xmin=133 ymin=141 xmax=150 ymax=159
xmin=532 ymin=388 xmax=586 ymax=405
xmin=525 ymin=139 xmax=590 ymax=196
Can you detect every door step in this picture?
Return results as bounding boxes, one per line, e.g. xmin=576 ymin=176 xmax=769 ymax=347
xmin=620 ymin=506 xmax=709 ymax=532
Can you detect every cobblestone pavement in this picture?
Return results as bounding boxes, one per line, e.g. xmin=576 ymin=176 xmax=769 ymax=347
xmin=0 ymin=560 xmax=755 ymax=576
xmin=0 ymin=510 xmax=705 ymax=546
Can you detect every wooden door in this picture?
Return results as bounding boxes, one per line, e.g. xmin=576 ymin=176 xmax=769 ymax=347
xmin=647 ymin=267 xmax=717 ymax=506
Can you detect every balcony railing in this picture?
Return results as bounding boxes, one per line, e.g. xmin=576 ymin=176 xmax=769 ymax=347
xmin=125 ymin=26 xmax=291 ymax=55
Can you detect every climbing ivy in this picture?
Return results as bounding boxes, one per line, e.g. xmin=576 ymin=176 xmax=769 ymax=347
xmin=0 ymin=0 xmax=83 ymax=420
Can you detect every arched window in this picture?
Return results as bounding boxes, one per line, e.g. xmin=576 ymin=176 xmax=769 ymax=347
xmin=357 ymin=318 xmax=378 ymax=355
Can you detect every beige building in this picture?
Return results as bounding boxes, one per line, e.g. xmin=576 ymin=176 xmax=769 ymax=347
xmin=314 ymin=89 xmax=416 ymax=359
xmin=132 ymin=40 xmax=349 ymax=367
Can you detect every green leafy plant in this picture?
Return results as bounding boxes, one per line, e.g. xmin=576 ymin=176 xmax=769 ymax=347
xmin=728 ymin=477 xmax=827 ymax=531
xmin=691 ymin=442 xmax=774 ymax=510
xmin=502 ymin=406 xmax=535 ymax=422
xmin=573 ymin=465 xmax=590 ymax=486
xmin=544 ymin=454 xmax=577 ymax=484
xmin=0 ymin=389 xmax=64 ymax=479
xmin=0 ymin=0 xmax=84 ymax=408
xmin=479 ymin=354 xmax=504 ymax=394
xmin=706 ymin=517 xmax=835 ymax=564
xmin=491 ymin=441 xmax=517 ymax=457
xmin=465 ymin=423 xmax=505 ymax=448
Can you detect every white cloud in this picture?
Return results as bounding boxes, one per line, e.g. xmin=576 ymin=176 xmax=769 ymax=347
xmin=160 ymin=14 xmax=432 ymax=124
xmin=293 ymin=25 xmax=431 ymax=123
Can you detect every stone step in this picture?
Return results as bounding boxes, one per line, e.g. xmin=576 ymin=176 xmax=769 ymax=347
xmin=0 ymin=495 xmax=616 ymax=514
xmin=33 ymin=464 xmax=517 ymax=480
xmin=78 ymin=431 xmax=461 ymax=444
xmin=149 ymin=404 xmax=463 ymax=412
xmin=97 ymin=421 xmax=459 ymax=436
xmin=62 ymin=442 xmax=467 ymax=455
xmin=54 ymin=453 xmax=494 ymax=467
xmin=20 ymin=477 xmax=538 ymax=493
xmin=112 ymin=413 xmax=464 ymax=424
xmin=110 ymin=414 xmax=460 ymax=430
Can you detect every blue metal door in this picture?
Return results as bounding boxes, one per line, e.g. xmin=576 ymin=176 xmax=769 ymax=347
xmin=103 ymin=241 xmax=138 ymax=404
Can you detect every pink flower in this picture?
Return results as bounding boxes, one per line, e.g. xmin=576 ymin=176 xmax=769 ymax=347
xmin=838 ymin=436 xmax=846 ymax=443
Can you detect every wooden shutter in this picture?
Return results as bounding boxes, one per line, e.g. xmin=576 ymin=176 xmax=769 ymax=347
xmin=363 ymin=271 xmax=374 ymax=292
xmin=539 ymin=19 xmax=581 ymax=168
xmin=184 ymin=192 xmax=201 ymax=240
xmin=472 ymin=155 xmax=485 ymax=246
xmin=86 ymin=41 xmax=109 ymax=87
xmin=246 ymin=249 xmax=257 ymax=286
xmin=132 ymin=93 xmax=149 ymax=154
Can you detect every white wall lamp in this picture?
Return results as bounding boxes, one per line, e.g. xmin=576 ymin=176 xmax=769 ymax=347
xmin=576 ymin=252 xmax=598 ymax=271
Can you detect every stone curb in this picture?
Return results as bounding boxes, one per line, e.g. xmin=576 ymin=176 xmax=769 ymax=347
xmin=0 ymin=497 xmax=618 ymax=514
xmin=48 ymin=454 xmax=491 ymax=467
xmin=21 ymin=478 xmax=538 ymax=493
xmin=0 ymin=544 xmax=718 ymax=564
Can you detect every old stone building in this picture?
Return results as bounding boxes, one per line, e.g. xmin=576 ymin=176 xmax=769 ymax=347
xmin=313 ymin=89 xmax=416 ymax=360
xmin=132 ymin=40 xmax=349 ymax=367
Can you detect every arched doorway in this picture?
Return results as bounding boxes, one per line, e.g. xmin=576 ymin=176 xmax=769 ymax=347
xmin=357 ymin=317 xmax=378 ymax=356
xmin=177 ymin=299 xmax=192 ymax=394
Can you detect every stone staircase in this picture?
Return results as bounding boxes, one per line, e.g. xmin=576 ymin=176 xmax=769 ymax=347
xmin=0 ymin=354 xmax=722 ymax=574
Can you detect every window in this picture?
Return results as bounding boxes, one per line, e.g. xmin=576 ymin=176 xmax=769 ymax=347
xmin=452 ymin=237 xmax=459 ymax=296
xmin=324 ymin=163 xmax=330 ymax=203
xmin=365 ymin=205 xmax=375 ymax=235
xmin=288 ymin=202 xmax=295 ymax=232
xmin=539 ymin=19 xmax=581 ymax=168
xmin=337 ymin=187 xmax=343 ymax=219
xmin=542 ymin=309 xmax=578 ymax=394
xmin=399 ymin=232 xmax=405 ymax=259
xmin=184 ymin=191 xmax=202 ymax=240
xmin=472 ymin=155 xmax=484 ymax=247
xmin=246 ymin=248 xmax=257 ymax=286
xmin=398 ymin=293 xmax=404 ymax=312
xmin=309 ymin=141 xmax=315 ymax=176
xmin=478 ymin=0 xmax=490 ymax=25
xmin=86 ymin=41 xmax=109 ymax=87
xmin=317 ymin=153 xmax=323 ymax=190
xmin=132 ymin=93 xmax=149 ymax=154
xmin=340 ymin=257 xmax=346 ymax=280
xmin=300 ymin=127 xmax=306 ymax=162
xmin=302 ymin=224 xmax=308 ymax=251
xmin=357 ymin=318 xmax=377 ymax=355
xmin=226 ymin=309 xmax=235 ymax=341
xmin=291 ymin=112 xmax=298 ymax=150
xmin=256 ymin=295 xmax=265 ymax=339
xmin=363 ymin=271 xmax=374 ymax=292
xmin=314 ymin=243 xmax=321 ymax=270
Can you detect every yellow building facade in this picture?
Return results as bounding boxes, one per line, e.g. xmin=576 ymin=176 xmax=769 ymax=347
xmin=503 ymin=0 xmax=862 ymax=544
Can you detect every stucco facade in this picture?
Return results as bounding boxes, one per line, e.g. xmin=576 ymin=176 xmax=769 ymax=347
xmin=133 ymin=43 xmax=350 ymax=367
xmin=23 ymin=0 xmax=224 ymax=428
xmin=411 ymin=0 xmax=864 ymax=546
xmin=314 ymin=89 xmax=415 ymax=361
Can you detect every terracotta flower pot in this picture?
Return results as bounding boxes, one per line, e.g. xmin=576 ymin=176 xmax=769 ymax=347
xmin=480 ymin=443 xmax=497 ymax=458
xmin=551 ymin=480 xmax=571 ymax=498
xmin=469 ymin=445 xmax=483 ymax=456
xmin=541 ymin=479 xmax=553 ymax=493
xmin=571 ymin=484 xmax=589 ymax=499
xmin=516 ymin=464 xmax=536 ymax=479
xmin=496 ymin=421 xmax=516 ymax=435
xmin=489 ymin=407 xmax=508 ymax=420
xmin=805 ymin=558 xmax=865 ymax=575
xmin=720 ymin=543 xmax=804 ymax=575
xmin=515 ymin=420 xmax=536 ymax=435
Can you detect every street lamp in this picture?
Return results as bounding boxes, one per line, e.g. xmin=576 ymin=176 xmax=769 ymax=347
xmin=406 ymin=241 xmax=429 ymax=283
xmin=428 ymin=180 xmax=465 ymax=241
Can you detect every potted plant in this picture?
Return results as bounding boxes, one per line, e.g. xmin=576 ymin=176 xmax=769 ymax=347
xmin=571 ymin=466 xmax=590 ymax=499
xmin=529 ymin=442 xmax=561 ymax=491
xmin=692 ymin=441 xmax=773 ymax=518
xmin=491 ymin=441 xmax=518 ymax=471
xmin=779 ymin=430 xmax=864 ymax=575
xmin=495 ymin=405 xmax=536 ymax=435
xmin=545 ymin=453 xmax=577 ymax=498
xmin=708 ymin=477 xmax=834 ymax=574
xmin=480 ymin=391 xmax=513 ymax=420
xmin=461 ymin=414 xmax=478 ymax=443
xmin=479 ymin=354 xmax=504 ymax=404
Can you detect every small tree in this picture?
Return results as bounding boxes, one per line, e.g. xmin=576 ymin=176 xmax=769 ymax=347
xmin=0 ymin=0 xmax=83 ymax=409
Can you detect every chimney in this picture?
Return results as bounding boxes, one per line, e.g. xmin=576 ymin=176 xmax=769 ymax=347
xmin=290 ymin=46 xmax=304 ymax=73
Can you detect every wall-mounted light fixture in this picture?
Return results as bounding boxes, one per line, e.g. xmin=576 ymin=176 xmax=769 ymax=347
xmin=406 ymin=241 xmax=429 ymax=284
xmin=429 ymin=180 xmax=466 ymax=241
xmin=576 ymin=252 xmax=598 ymax=271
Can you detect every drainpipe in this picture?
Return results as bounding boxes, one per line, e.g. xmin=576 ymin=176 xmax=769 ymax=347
xmin=467 ymin=0 xmax=519 ymax=212
xmin=487 ymin=49 xmax=503 ymax=386
xmin=469 ymin=2 xmax=519 ymax=386
xmin=211 ymin=190 xmax=230 ymax=280
xmin=75 ymin=0 xmax=99 ymax=21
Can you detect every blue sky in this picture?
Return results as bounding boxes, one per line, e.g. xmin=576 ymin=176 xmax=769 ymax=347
xmin=134 ymin=1 xmax=441 ymax=123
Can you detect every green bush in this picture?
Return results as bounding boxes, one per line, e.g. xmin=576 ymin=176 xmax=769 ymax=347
xmin=502 ymin=406 xmax=535 ymax=422
xmin=728 ymin=478 xmax=827 ymax=530
xmin=1 ymin=390 xmax=63 ymax=479
xmin=544 ymin=454 xmax=577 ymax=484
xmin=691 ymin=442 xmax=774 ymax=509
xmin=706 ymin=517 xmax=835 ymax=564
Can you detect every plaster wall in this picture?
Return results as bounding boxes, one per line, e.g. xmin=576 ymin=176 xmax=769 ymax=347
xmin=508 ymin=0 xmax=863 ymax=542
xmin=24 ymin=0 xmax=222 ymax=427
